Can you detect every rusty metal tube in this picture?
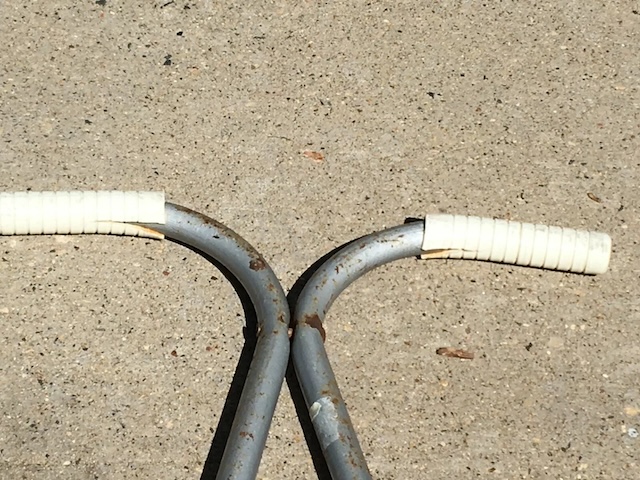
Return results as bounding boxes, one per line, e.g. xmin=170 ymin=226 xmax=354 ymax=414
xmin=137 ymin=202 xmax=291 ymax=479
xmin=291 ymin=222 xmax=424 ymax=479
xmin=1 ymin=195 xmax=289 ymax=479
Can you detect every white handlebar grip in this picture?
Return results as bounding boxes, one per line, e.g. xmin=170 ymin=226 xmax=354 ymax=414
xmin=422 ymin=214 xmax=611 ymax=274
xmin=0 ymin=191 xmax=166 ymax=239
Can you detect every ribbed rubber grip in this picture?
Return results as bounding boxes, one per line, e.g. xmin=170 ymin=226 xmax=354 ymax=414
xmin=0 ymin=191 xmax=166 ymax=239
xmin=421 ymin=214 xmax=611 ymax=274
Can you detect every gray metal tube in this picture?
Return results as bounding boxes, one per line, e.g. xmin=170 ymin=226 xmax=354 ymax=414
xmin=291 ymin=222 xmax=424 ymax=479
xmin=143 ymin=203 xmax=290 ymax=480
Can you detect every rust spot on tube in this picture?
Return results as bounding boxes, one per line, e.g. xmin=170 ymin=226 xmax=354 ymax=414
xmin=303 ymin=313 xmax=326 ymax=342
xmin=249 ymin=258 xmax=266 ymax=271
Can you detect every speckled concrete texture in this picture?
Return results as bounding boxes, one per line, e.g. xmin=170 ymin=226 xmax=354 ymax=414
xmin=1 ymin=1 xmax=638 ymax=479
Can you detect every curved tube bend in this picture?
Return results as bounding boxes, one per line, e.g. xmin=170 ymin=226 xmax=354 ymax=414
xmin=291 ymin=222 xmax=423 ymax=480
xmin=142 ymin=203 xmax=290 ymax=480
xmin=0 ymin=193 xmax=290 ymax=480
xmin=291 ymin=216 xmax=610 ymax=479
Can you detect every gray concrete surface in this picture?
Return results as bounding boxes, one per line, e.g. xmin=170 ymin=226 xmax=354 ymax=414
xmin=0 ymin=1 xmax=638 ymax=478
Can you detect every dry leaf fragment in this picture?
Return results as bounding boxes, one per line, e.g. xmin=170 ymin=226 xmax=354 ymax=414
xmin=587 ymin=192 xmax=602 ymax=203
xmin=303 ymin=150 xmax=325 ymax=163
xmin=436 ymin=347 xmax=474 ymax=359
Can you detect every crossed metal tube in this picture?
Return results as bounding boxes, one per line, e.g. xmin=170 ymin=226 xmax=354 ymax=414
xmin=140 ymin=203 xmax=291 ymax=479
xmin=4 ymin=197 xmax=607 ymax=479
xmin=291 ymin=222 xmax=423 ymax=479
xmin=289 ymin=217 xmax=610 ymax=478
xmin=2 ymin=201 xmax=290 ymax=480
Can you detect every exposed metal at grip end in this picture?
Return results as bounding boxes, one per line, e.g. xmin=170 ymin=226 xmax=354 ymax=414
xmin=0 ymin=191 xmax=166 ymax=239
xmin=1 ymin=192 xmax=291 ymax=479
xmin=421 ymin=214 xmax=611 ymax=274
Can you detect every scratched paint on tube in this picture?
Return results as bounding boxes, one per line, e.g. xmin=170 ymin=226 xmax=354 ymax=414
xmin=309 ymin=396 xmax=340 ymax=449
